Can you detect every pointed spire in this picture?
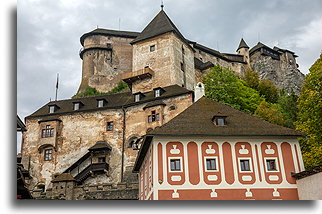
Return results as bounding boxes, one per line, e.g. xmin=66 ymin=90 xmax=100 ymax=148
xmin=236 ymin=38 xmax=249 ymax=52
xmin=131 ymin=10 xmax=186 ymax=45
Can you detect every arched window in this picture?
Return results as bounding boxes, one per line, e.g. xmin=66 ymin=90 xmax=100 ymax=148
xmin=128 ymin=136 xmax=139 ymax=150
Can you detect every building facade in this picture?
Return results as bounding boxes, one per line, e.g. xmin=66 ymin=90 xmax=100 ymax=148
xmin=133 ymin=97 xmax=305 ymax=200
xmin=21 ymin=8 xmax=305 ymax=200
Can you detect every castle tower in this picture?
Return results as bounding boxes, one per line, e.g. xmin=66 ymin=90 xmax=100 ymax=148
xmin=122 ymin=9 xmax=196 ymax=94
xmin=77 ymin=29 xmax=138 ymax=94
xmin=236 ymin=38 xmax=250 ymax=65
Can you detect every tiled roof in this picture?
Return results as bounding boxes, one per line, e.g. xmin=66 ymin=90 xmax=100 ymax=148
xmin=130 ymin=10 xmax=188 ymax=45
xmin=89 ymin=141 xmax=112 ymax=151
xmin=26 ymin=85 xmax=192 ymax=119
xmin=292 ymin=165 xmax=322 ymax=180
xmin=148 ymin=97 xmax=305 ymax=137
xmin=80 ymin=28 xmax=140 ymax=46
xmin=133 ymin=97 xmax=305 ymax=172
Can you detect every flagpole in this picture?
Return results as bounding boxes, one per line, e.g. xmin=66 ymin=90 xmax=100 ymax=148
xmin=55 ymin=73 xmax=59 ymax=101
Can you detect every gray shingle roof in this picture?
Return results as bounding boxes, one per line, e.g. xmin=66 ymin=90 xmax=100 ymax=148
xmin=236 ymin=38 xmax=249 ymax=51
xmin=130 ymin=10 xmax=187 ymax=45
xmin=26 ymin=85 xmax=191 ymax=119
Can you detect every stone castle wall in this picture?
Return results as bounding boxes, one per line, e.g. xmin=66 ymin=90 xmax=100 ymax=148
xmin=22 ymin=93 xmax=193 ymax=194
xmin=78 ymin=35 xmax=134 ymax=93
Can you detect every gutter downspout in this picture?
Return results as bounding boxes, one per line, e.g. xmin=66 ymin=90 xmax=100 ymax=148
xmin=121 ymin=106 xmax=126 ymax=182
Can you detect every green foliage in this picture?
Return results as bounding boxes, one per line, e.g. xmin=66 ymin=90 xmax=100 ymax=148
xmin=203 ymin=65 xmax=263 ymax=114
xmin=106 ymin=81 xmax=130 ymax=95
xmin=72 ymin=81 xmax=130 ymax=98
xmin=242 ymin=68 xmax=279 ymax=103
xmin=295 ymin=55 xmax=322 ymax=169
xmin=277 ymin=89 xmax=298 ymax=128
xmin=254 ymin=101 xmax=286 ymax=126
xmin=72 ymin=86 xmax=103 ymax=98
xmin=258 ymin=79 xmax=279 ymax=103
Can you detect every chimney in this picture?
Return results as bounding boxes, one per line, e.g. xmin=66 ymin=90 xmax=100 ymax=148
xmin=194 ymin=82 xmax=205 ymax=102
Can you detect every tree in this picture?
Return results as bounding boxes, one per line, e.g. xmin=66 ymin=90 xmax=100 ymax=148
xmin=203 ymin=65 xmax=263 ymax=114
xmin=254 ymin=101 xmax=286 ymax=126
xmin=277 ymin=89 xmax=298 ymax=128
xmin=242 ymin=68 xmax=279 ymax=103
xmin=295 ymin=55 xmax=322 ymax=169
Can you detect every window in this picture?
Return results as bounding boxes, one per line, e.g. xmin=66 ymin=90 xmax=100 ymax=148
xmin=155 ymin=89 xmax=161 ymax=97
xmin=135 ymin=94 xmax=141 ymax=102
xmin=49 ymin=106 xmax=55 ymax=113
xmin=44 ymin=149 xmax=53 ymax=161
xmin=73 ymin=103 xmax=80 ymax=110
xmin=98 ymin=100 xmax=104 ymax=108
xmin=265 ymin=158 xmax=278 ymax=171
xmin=182 ymin=45 xmax=185 ymax=54
xmin=180 ymin=62 xmax=184 ymax=71
xmin=213 ymin=117 xmax=226 ymax=126
xmin=148 ymin=110 xmax=159 ymax=123
xmin=206 ymin=158 xmax=217 ymax=171
xmin=129 ymin=140 xmax=138 ymax=149
xmin=150 ymin=45 xmax=155 ymax=52
xmin=42 ymin=125 xmax=54 ymax=138
xmin=239 ymin=159 xmax=251 ymax=172
xmin=98 ymin=157 xmax=106 ymax=163
xmin=106 ymin=121 xmax=114 ymax=131
xmin=170 ymin=159 xmax=181 ymax=171
xmin=169 ymin=105 xmax=176 ymax=111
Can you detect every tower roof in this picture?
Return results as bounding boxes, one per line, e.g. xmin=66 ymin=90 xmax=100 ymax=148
xmin=131 ymin=10 xmax=187 ymax=45
xmin=236 ymin=38 xmax=249 ymax=52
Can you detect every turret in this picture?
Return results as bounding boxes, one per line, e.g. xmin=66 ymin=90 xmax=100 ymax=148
xmin=236 ymin=38 xmax=250 ymax=64
xmin=77 ymin=29 xmax=139 ymax=94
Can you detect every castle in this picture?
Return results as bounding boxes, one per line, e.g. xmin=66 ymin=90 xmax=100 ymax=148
xmin=20 ymin=8 xmax=305 ymax=200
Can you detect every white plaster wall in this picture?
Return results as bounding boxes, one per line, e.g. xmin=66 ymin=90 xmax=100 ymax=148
xmin=296 ymin=172 xmax=322 ymax=200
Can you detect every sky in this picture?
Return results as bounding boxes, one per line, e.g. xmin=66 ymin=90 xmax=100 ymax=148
xmin=17 ymin=0 xmax=321 ymax=152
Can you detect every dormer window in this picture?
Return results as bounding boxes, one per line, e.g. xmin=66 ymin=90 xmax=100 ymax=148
xmin=48 ymin=105 xmax=59 ymax=113
xmin=97 ymin=99 xmax=107 ymax=108
xmin=134 ymin=92 xmax=144 ymax=102
xmin=73 ymin=102 xmax=83 ymax=111
xmin=153 ymin=87 xmax=165 ymax=97
xmin=213 ymin=116 xmax=227 ymax=126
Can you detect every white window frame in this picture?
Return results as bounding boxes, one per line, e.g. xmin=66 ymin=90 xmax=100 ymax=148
xmin=98 ymin=100 xmax=104 ymax=108
xmin=168 ymin=157 xmax=183 ymax=172
xmin=49 ymin=106 xmax=55 ymax=113
xmin=238 ymin=157 xmax=253 ymax=173
xmin=155 ymin=89 xmax=160 ymax=97
xmin=135 ymin=94 xmax=140 ymax=102
xmin=264 ymin=157 xmax=279 ymax=172
xmin=204 ymin=156 xmax=219 ymax=172
xmin=73 ymin=103 xmax=80 ymax=110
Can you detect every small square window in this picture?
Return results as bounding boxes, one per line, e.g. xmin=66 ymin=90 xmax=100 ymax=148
xmin=170 ymin=159 xmax=181 ymax=171
xmin=98 ymin=100 xmax=104 ymax=107
xmin=266 ymin=159 xmax=277 ymax=171
xmin=44 ymin=149 xmax=53 ymax=161
xmin=107 ymin=121 xmax=114 ymax=131
xmin=206 ymin=158 xmax=217 ymax=170
xmin=213 ymin=117 xmax=226 ymax=126
xmin=98 ymin=157 xmax=106 ymax=163
xmin=150 ymin=45 xmax=155 ymax=52
xmin=240 ymin=159 xmax=251 ymax=172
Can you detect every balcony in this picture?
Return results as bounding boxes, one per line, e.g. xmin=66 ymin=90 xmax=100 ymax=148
xmin=122 ymin=67 xmax=154 ymax=84
xmin=75 ymin=162 xmax=109 ymax=183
